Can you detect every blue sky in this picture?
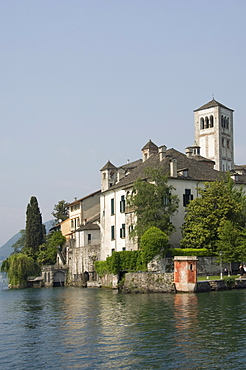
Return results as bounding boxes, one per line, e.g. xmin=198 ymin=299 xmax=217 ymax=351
xmin=1 ymin=0 xmax=246 ymax=246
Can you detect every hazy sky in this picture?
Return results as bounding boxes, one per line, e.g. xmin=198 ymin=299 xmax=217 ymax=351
xmin=1 ymin=0 xmax=246 ymax=246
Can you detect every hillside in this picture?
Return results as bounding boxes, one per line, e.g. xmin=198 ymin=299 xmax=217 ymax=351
xmin=0 ymin=220 xmax=55 ymax=262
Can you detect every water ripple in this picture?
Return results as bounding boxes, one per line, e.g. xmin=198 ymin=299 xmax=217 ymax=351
xmin=1 ymin=288 xmax=246 ymax=369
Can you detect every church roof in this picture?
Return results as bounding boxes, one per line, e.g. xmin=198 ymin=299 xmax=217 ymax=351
xmin=100 ymin=160 xmax=117 ymax=171
xmin=141 ymin=139 xmax=158 ymax=151
xmin=119 ymin=159 xmax=142 ymax=171
xmin=194 ymin=98 xmax=234 ymax=112
xmin=101 ymin=147 xmax=246 ymax=193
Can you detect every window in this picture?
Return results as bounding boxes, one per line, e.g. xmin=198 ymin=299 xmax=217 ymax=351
xmin=120 ymin=195 xmax=125 ymax=213
xmin=111 ymin=198 xmax=115 ymax=215
xmin=200 ymin=117 xmax=204 ymax=130
xmin=227 ymin=140 xmax=230 ymax=149
xmin=183 ymin=189 xmax=193 ymax=207
xmin=120 ymin=224 xmax=125 ymax=238
xmin=205 ymin=116 xmax=209 ymax=128
xmin=163 ymin=193 xmax=171 ymax=205
xmin=122 ymin=247 xmax=126 ymax=251
xmin=111 ymin=249 xmax=115 ymax=254
xmin=111 ymin=225 xmax=115 ymax=240
xmin=129 ymin=225 xmax=134 ymax=234
xmin=221 ymin=115 xmax=224 ymax=128
xmin=210 ymin=115 xmax=214 ymax=128
xmin=88 ymin=234 xmax=91 ymax=244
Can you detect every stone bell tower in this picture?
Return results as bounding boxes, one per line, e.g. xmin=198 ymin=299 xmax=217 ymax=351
xmin=194 ymin=98 xmax=234 ymax=171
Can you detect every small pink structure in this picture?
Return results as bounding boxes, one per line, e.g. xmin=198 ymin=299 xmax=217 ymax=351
xmin=174 ymin=256 xmax=198 ymax=292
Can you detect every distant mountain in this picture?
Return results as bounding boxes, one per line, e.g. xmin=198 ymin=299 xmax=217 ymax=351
xmin=0 ymin=220 xmax=55 ymax=262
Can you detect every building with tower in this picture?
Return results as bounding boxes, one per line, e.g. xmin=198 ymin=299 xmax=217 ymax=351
xmin=58 ymin=98 xmax=246 ymax=281
xmin=194 ymin=98 xmax=234 ymax=171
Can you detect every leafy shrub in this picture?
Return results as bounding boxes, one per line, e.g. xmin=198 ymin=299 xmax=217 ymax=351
xmin=171 ymin=248 xmax=213 ymax=257
xmin=95 ymin=260 xmax=110 ymax=277
xmin=223 ymin=276 xmax=235 ymax=288
xmin=140 ymin=227 xmax=169 ymax=265
xmin=95 ymin=250 xmax=145 ymax=277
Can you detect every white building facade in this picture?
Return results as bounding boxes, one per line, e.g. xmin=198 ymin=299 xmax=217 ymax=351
xmin=99 ymin=99 xmax=246 ymax=261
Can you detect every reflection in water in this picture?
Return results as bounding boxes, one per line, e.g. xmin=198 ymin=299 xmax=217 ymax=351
xmin=174 ymin=294 xmax=200 ymax=367
xmin=1 ymin=288 xmax=246 ymax=369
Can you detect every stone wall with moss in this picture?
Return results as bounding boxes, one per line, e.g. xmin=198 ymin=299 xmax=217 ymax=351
xmin=122 ymin=272 xmax=175 ymax=293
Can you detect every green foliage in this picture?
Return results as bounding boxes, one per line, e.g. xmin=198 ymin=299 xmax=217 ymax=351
xmin=171 ymin=248 xmax=213 ymax=257
xmin=95 ymin=250 xmax=145 ymax=277
xmin=127 ymin=167 xmax=179 ymax=240
xmin=95 ymin=227 xmax=170 ymax=277
xmin=95 ymin=260 xmax=110 ymax=277
xmin=23 ymin=196 xmax=44 ymax=257
xmin=223 ymin=276 xmax=236 ymax=288
xmin=11 ymin=230 xmax=26 ymax=254
xmin=37 ymin=231 xmax=66 ymax=266
xmin=52 ymin=200 xmax=69 ymax=223
xmin=181 ymin=176 xmax=246 ymax=252
xmin=140 ymin=227 xmax=169 ymax=265
xmin=1 ymin=253 xmax=38 ymax=287
xmin=216 ymin=220 xmax=245 ymax=263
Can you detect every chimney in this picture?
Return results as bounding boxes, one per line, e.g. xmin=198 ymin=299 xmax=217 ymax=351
xmin=159 ymin=145 xmax=167 ymax=161
xmin=185 ymin=146 xmax=193 ymax=158
xmin=170 ymin=158 xmax=177 ymax=177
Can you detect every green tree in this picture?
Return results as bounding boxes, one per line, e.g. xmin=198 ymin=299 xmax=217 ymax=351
xmin=181 ymin=176 xmax=246 ymax=251
xmin=127 ymin=167 xmax=179 ymax=241
xmin=52 ymin=200 xmax=69 ymax=223
xmin=217 ymin=220 xmax=246 ymax=265
xmin=140 ymin=226 xmax=169 ymax=266
xmin=1 ymin=253 xmax=37 ymax=287
xmin=37 ymin=231 xmax=66 ymax=265
xmin=23 ymin=196 xmax=44 ymax=257
xmin=217 ymin=220 xmax=242 ymax=266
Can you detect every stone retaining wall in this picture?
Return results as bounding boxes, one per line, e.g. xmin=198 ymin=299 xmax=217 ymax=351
xmin=196 ymin=278 xmax=246 ymax=292
xmin=148 ymin=256 xmax=239 ymax=276
xmin=100 ymin=273 xmax=118 ymax=289
xmin=122 ymin=272 xmax=175 ymax=293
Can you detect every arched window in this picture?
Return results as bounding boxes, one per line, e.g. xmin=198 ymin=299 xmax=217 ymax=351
xmin=200 ymin=117 xmax=204 ymax=129
xmin=209 ymin=115 xmax=214 ymax=128
xmin=221 ymin=115 xmax=224 ymax=127
xmin=205 ymin=116 xmax=209 ymax=128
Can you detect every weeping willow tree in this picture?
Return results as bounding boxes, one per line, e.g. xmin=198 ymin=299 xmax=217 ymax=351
xmin=1 ymin=253 xmax=37 ymax=287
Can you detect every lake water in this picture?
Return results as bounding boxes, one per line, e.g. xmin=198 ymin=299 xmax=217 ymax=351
xmin=0 ymin=286 xmax=246 ymax=369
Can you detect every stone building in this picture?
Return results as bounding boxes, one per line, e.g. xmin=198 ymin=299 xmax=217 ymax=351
xmin=194 ymin=98 xmax=234 ymax=171
xmin=56 ymin=191 xmax=101 ymax=284
xmin=57 ymin=98 xmax=246 ymax=280
xmin=99 ymin=98 xmax=246 ymax=260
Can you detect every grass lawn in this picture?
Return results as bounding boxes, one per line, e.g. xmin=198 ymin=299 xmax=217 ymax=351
xmin=197 ymin=275 xmax=239 ymax=281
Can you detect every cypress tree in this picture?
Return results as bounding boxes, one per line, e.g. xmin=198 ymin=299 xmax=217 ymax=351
xmin=24 ymin=196 xmax=44 ymax=257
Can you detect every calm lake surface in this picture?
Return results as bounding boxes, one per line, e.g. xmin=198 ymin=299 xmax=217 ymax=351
xmin=0 ymin=286 xmax=246 ymax=370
